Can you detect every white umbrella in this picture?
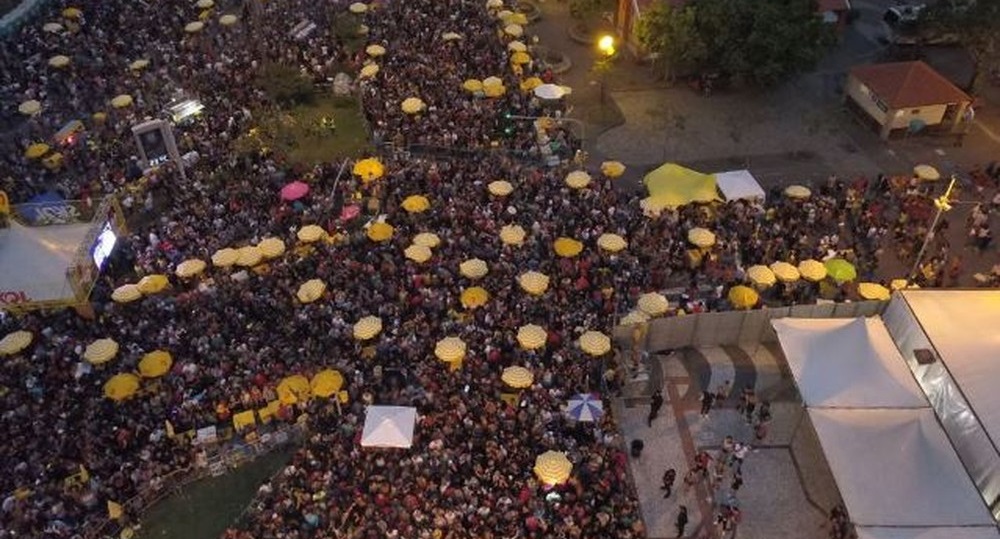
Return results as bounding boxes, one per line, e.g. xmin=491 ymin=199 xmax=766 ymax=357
xmin=534 ymin=83 xmax=567 ymax=100
xmin=566 ymin=393 xmax=604 ymax=422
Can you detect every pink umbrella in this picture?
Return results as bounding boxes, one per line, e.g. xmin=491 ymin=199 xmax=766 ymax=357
xmin=280 ymin=181 xmax=310 ymax=201
xmin=339 ymin=204 xmax=361 ymax=221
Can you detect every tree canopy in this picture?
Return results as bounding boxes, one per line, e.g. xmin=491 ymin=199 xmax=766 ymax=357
xmin=921 ymin=0 xmax=1000 ymax=84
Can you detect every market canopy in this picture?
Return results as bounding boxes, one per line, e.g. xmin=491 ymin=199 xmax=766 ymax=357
xmin=714 ymin=169 xmax=765 ymax=202
xmin=643 ymin=163 xmax=718 ymax=209
xmin=361 ymin=405 xmax=417 ymax=448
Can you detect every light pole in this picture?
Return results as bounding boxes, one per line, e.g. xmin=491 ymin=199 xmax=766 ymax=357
xmin=596 ymin=35 xmax=616 ymax=107
xmin=907 ymin=175 xmax=956 ymax=284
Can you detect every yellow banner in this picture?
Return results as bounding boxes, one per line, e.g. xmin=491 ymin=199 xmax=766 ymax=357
xmin=0 ymin=190 xmax=8 ymax=215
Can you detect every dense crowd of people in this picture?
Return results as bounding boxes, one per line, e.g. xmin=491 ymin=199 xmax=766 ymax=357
xmin=0 ymin=0 xmax=997 ymax=539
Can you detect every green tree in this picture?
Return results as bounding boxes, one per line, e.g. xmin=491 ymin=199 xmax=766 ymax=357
xmin=922 ymin=1 xmax=1000 ymax=89
xmin=636 ymin=3 xmax=707 ymax=80
xmin=256 ymin=63 xmax=315 ymax=106
xmin=738 ymin=0 xmax=833 ymax=86
xmin=570 ymin=0 xmax=613 ymax=20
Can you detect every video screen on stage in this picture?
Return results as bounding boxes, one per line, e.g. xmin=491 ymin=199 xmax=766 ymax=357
xmin=91 ymin=222 xmax=117 ymax=270
xmin=139 ymin=128 xmax=169 ymax=166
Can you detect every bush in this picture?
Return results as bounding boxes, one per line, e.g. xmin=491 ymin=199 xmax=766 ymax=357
xmin=256 ymin=63 xmax=315 ymax=106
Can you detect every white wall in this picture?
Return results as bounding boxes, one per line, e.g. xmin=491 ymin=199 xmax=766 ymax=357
xmin=846 ymin=76 xmax=888 ymax=125
xmin=887 ymin=104 xmax=947 ymax=130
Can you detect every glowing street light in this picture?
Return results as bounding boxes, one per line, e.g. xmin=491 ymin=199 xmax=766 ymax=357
xmin=597 ymin=35 xmax=616 ymax=57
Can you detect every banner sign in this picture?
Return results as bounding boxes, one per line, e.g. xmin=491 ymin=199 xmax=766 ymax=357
xmin=12 ymin=193 xmax=95 ymax=226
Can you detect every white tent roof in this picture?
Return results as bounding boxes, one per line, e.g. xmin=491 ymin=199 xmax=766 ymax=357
xmin=360 ymin=405 xmax=417 ymax=448
xmin=772 ymin=318 xmax=928 ymax=408
xmin=713 ymin=169 xmax=766 ymax=202
xmin=0 ymin=221 xmax=90 ymax=303
xmin=810 ymin=408 xmax=994 ymax=527
xmin=857 ymin=527 xmax=1000 ymax=539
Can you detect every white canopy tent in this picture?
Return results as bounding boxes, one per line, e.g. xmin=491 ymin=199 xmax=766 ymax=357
xmin=810 ymin=408 xmax=995 ymax=528
xmin=360 ymin=405 xmax=417 ymax=448
xmin=0 ymin=221 xmax=90 ymax=305
xmin=856 ymin=527 xmax=1000 ymax=539
xmin=772 ymin=318 xmax=927 ymax=408
xmin=713 ymin=169 xmax=765 ymax=202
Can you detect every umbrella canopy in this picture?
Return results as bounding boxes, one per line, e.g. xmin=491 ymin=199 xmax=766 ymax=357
xmin=104 ymin=373 xmax=140 ymax=402
xmin=111 ymin=94 xmax=133 ymax=109
xmin=0 ymin=330 xmax=33 ymax=356
xmin=637 ymin=292 xmax=669 ymax=316
xmin=296 ymin=279 xmax=326 ymax=303
xmin=297 ymin=225 xmax=326 ymax=243
xmin=858 ymin=282 xmax=891 ymax=301
xmin=620 ymin=310 xmax=650 ymax=326
xmin=517 ymin=324 xmax=547 ymax=350
xmin=643 ymin=163 xmax=718 ymax=209
xmin=463 ymin=79 xmax=483 ymax=92
xmin=502 ymin=366 xmax=534 ymax=388
xmin=258 ymin=237 xmax=286 ymax=259
xmin=349 ymin=2 xmax=368 ymax=13
xmin=442 ymin=31 xmax=463 ymax=41
xmin=401 ymin=194 xmax=431 ymax=213
xmin=798 ymin=259 xmax=827 ymax=282
xmin=914 ymin=164 xmax=941 ymax=181
xmin=510 ymin=51 xmax=531 ymax=65
xmin=137 ymin=275 xmax=169 ymax=295
xmin=401 ymin=97 xmax=425 ymax=114
xmin=553 ymin=237 xmax=583 ymax=258
xmin=85 ymin=338 xmax=119 ymax=365
xmin=175 ymin=258 xmax=207 ymax=277
xmin=360 ymin=64 xmax=379 ymax=78
xmin=367 ymin=222 xmax=394 ymax=242
xmin=460 ymin=286 xmax=490 ymax=309
xmin=784 ymin=185 xmax=811 ymax=199
xmin=19 ymin=100 xmax=42 ymax=115
xmin=112 ymin=284 xmax=142 ymax=303
xmin=566 ymin=393 xmax=604 ymax=422
xmin=311 ymin=370 xmax=344 ymax=398
xmin=353 ymin=316 xmax=383 ymax=340
xmin=687 ymin=227 xmax=716 ymax=248
xmin=483 ymin=82 xmax=506 ymax=97
xmin=196 ymin=0 xmax=214 ymax=8
xmin=597 ymin=233 xmax=627 ymax=253
xmin=43 ymin=22 xmax=64 ymax=33
xmin=890 ymin=278 xmax=910 ymax=291
xmin=728 ymin=285 xmax=759 ymax=309
xmin=460 ymin=258 xmax=489 ymax=279
xmin=353 ymin=157 xmax=385 ymax=182
xmin=483 ymin=76 xmax=504 ymax=88
xmin=601 ymin=160 xmax=626 ymax=178
xmin=277 ymin=375 xmax=311 ymax=405
xmin=412 ymin=232 xmax=441 ymax=248
xmin=499 ymin=224 xmax=526 ymax=246
xmin=138 ymin=350 xmax=172 ymax=378
xmin=534 ymin=451 xmax=572 ymax=485
xmin=280 ymin=181 xmax=310 ymax=201
xmin=824 ymin=258 xmax=857 ymax=283
xmin=486 ymin=0 xmax=503 ymax=8
xmin=236 ymin=246 xmax=263 ymax=267
xmin=212 ymin=248 xmax=239 ymax=267
xmin=61 ymin=7 xmax=82 ymax=18
xmin=435 ymin=337 xmax=467 ymax=363
xmin=365 ymin=44 xmax=386 ymax=56
xmin=520 ymin=77 xmax=543 ymax=92
xmin=746 ymin=265 xmax=776 ymax=287
xmin=565 ymin=170 xmax=592 ymax=189
xmin=534 ymin=83 xmax=567 ymax=100
xmin=184 ymin=21 xmax=204 ymax=33
xmin=503 ymin=23 xmax=523 ymax=37
xmin=769 ymin=261 xmax=800 ymax=283
xmin=579 ymin=331 xmax=612 ymax=356
xmin=25 ymin=142 xmax=50 ymax=159
xmin=488 ymin=180 xmax=514 ymax=196
xmin=508 ymin=40 xmax=527 ymax=51
xmin=129 ymin=59 xmax=150 ymax=70
xmin=219 ymin=14 xmax=238 ymax=25
xmin=48 ymin=55 xmax=71 ymax=68
xmin=404 ymin=244 xmax=432 ymax=263
xmin=502 ymin=11 xmax=528 ymax=25
xmin=518 ymin=271 xmax=549 ymax=295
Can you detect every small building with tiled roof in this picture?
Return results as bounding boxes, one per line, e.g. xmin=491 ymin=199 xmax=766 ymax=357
xmin=845 ymin=61 xmax=972 ymax=140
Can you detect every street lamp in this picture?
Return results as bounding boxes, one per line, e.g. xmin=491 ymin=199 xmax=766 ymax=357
xmin=907 ymin=175 xmax=956 ymax=284
xmin=595 ymin=35 xmax=616 ymax=106
xmin=598 ymin=35 xmax=616 ymax=57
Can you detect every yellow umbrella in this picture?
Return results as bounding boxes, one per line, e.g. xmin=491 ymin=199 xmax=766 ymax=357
xmin=359 ymin=64 xmax=379 ymax=78
xmin=296 ymin=279 xmax=327 ymax=303
xmin=502 ymin=366 xmax=534 ymax=388
xmin=62 ymin=7 xmax=82 ymax=19
xmin=499 ymin=224 xmax=526 ymax=246
xmin=175 ymin=258 xmax=207 ymax=278
xmin=728 ymin=285 xmax=759 ymax=309
xmin=258 ymin=237 xmax=286 ymax=259
xmin=488 ymin=180 xmax=514 ymax=196
xmin=25 ymin=142 xmax=50 ymax=159
xmin=890 ymin=278 xmax=910 ymax=291
xmin=687 ymin=227 xmax=716 ymax=248
xmin=484 ymin=85 xmax=507 ymax=98
xmin=798 ymin=259 xmax=827 ymax=282
xmin=48 ymin=55 xmax=71 ymax=68
xmin=211 ymin=248 xmax=239 ymax=267
xmin=349 ymin=2 xmax=368 ymax=14
xmin=620 ymin=310 xmax=650 ymax=326
xmin=365 ymin=44 xmax=386 ymax=56
xmin=463 ymin=79 xmax=483 ymax=92
xmin=353 ymin=157 xmax=385 ymax=182
xmin=459 ymin=258 xmax=489 ymax=279
xmin=0 ymin=330 xmax=33 ymax=356
xmin=413 ymin=232 xmax=441 ymax=248
xmin=553 ymin=237 xmax=583 ymax=258
xmin=504 ymin=23 xmax=523 ymax=37
xmin=769 ymin=262 xmax=800 ymax=283
xmin=236 ymin=246 xmax=263 ymax=267
xmin=196 ymin=0 xmax=214 ymax=8
xmin=93 ymin=112 xmax=107 ymax=123
xmin=112 ymin=284 xmax=142 ymax=303
xmin=824 ymin=258 xmax=857 ymax=283
xmin=219 ymin=14 xmax=238 ymax=25
xmin=637 ymin=292 xmax=669 ymax=316
xmin=43 ymin=22 xmax=63 ymax=33
xmin=185 ymin=21 xmax=204 ymax=33
xmin=435 ymin=337 xmax=467 ymax=363
xmin=507 ymin=40 xmax=527 ymax=52
xmin=510 ymin=51 xmax=531 ymax=65
xmin=858 ymin=282 xmax=891 ymax=301
xmin=601 ymin=161 xmax=626 ymax=178
xmin=502 ymin=12 xmax=529 ymax=25
xmin=367 ymin=222 xmax=394 ymax=242
xmin=401 ymin=194 xmax=431 ymax=213
xmin=784 ymin=185 xmax=811 ymax=199
xmin=401 ymin=97 xmax=425 ymax=114
xmin=518 ymin=271 xmax=549 ymax=295
xmin=534 ymin=451 xmax=572 ymax=485
xmin=519 ymin=77 xmax=542 ymax=92
xmin=517 ymin=324 xmax=547 ymax=350
xmin=137 ymin=275 xmax=168 ymax=297
xmin=404 ymin=244 xmax=432 ymax=263
xmin=19 ymin=100 xmax=42 ymax=115
xmin=277 ymin=375 xmax=311 ymax=405
xmin=111 ymin=94 xmax=133 ymax=109
xmin=297 ymin=225 xmax=326 ymax=243
xmin=913 ymin=164 xmax=940 ymax=181
xmin=311 ymin=370 xmax=344 ymax=398
xmin=460 ymin=286 xmax=490 ymax=309
xmin=442 ymin=31 xmax=463 ymax=41
xmin=85 ymin=338 xmax=119 ymax=365
xmin=486 ymin=0 xmax=503 ymax=8
xmin=353 ymin=316 xmax=383 ymax=340
xmin=565 ymin=170 xmax=592 ymax=189
xmin=138 ymin=350 xmax=173 ymax=378
xmin=746 ymin=265 xmax=776 ymax=287
xmin=129 ymin=59 xmax=150 ymax=71
xmin=579 ymin=331 xmax=611 ymax=356
xmin=597 ymin=233 xmax=627 ymax=253
xmin=104 ymin=373 xmax=140 ymax=402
